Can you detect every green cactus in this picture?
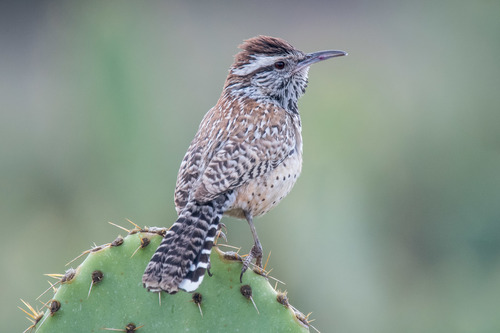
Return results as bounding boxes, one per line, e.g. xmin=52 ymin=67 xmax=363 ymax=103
xmin=22 ymin=224 xmax=313 ymax=332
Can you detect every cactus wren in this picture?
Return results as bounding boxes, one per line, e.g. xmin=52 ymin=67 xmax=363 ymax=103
xmin=143 ymin=36 xmax=346 ymax=294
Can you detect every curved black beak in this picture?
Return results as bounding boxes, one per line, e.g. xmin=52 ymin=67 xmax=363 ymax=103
xmin=295 ymin=50 xmax=347 ymax=72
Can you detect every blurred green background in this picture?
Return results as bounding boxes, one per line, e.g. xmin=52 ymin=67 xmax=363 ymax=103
xmin=2 ymin=0 xmax=500 ymax=332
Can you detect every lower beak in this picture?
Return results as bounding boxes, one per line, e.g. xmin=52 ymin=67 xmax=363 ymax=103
xmin=295 ymin=50 xmax=347 ymax=72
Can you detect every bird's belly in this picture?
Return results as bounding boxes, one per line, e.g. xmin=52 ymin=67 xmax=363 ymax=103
xmin=225 ymin=153 xmax=302 ymax=219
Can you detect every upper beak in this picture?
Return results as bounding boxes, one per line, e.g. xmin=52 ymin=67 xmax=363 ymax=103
xmin=295 ymin=50 xmax=347 ymax=72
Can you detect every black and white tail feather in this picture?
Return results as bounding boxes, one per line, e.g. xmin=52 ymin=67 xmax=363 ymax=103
xmin=142 ymin=193 xmax=233 ymax=294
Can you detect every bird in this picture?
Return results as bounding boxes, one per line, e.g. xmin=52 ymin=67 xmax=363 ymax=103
xmin=142 ymin=35 xmax=346 ymax=294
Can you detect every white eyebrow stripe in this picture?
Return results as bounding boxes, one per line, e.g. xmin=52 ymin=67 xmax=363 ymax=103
xmin=232 ymin=55 xmax=282 ymax=76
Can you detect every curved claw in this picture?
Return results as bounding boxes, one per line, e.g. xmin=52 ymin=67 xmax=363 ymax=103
xmin=207 ymin=260 xmax=213 ymax=277
xmin=216 ymin=223 xmax=228 ymax=243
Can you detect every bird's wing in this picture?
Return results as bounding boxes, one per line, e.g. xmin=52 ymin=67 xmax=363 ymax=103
xmin=192 ymin=103 xmax=297 ymax=204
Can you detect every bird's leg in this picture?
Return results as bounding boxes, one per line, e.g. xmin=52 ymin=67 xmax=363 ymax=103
xmin=240 ymin=212 xmax=263 ymax=282
xmin=208 ymin=223 xmax=228 ymax=278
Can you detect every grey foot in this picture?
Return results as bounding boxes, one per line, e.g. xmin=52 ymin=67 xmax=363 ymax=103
xmin=240 ymin=244 xmax=263 ymax=283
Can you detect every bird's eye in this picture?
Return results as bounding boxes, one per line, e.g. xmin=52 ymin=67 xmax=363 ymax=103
xmin=274 ymin=61 xmax=285 ymax=70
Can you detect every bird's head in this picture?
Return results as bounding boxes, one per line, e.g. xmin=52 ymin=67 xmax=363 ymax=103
xmin=225 ymin=36 xmax=346 ymax=113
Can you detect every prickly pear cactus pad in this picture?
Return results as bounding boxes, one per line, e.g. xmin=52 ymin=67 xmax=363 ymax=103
xmin=23 ymin=224 xmax=313 ymax=333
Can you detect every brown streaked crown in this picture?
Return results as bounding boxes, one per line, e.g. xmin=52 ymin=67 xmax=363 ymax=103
xmin=233 ymin=36 xmax=298 ymax=68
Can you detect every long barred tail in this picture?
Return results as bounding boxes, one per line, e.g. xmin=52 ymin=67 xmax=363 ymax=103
xmin=142 ymin=199 xmax=226 ymax=294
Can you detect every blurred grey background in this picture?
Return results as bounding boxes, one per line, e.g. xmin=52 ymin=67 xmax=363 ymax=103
xmin=2 ymin=0 xmax=500 ymax=332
